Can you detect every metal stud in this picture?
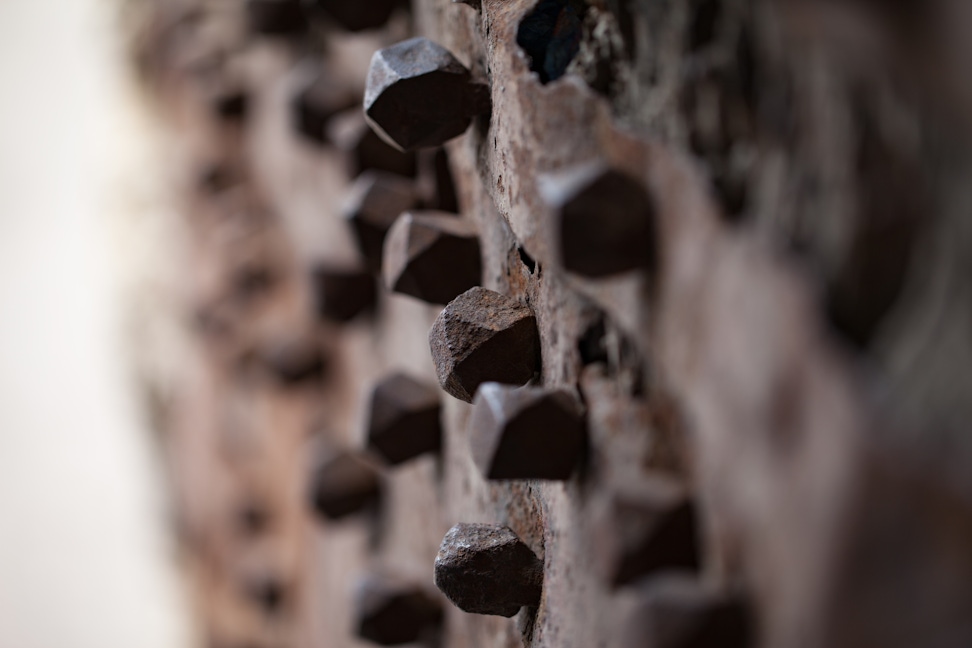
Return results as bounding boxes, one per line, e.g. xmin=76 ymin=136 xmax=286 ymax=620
xmin=382 ymin=211 xmax=482 ymax=305
xmin=469 ymin=383 xmax=585 ymax=480
xmin=434 ymin=523 xmax=543 ymax=617
xmin=429 ymin=287 xmax=541 ymax=403
xmin=366 ymin=373 xmax=442 ymax=465
xmin=364 ymin=38 xmax=490 ymax=152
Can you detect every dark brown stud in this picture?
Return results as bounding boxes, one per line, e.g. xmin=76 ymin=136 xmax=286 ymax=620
xmin=310 ymin=265 xmax=376 ymax=323
xmin=469 ymin=383 xmax=585 ymax=480
xmin=230 ymin=262 xmax=277 ymax=303
xmin=429 ymin=288 xmax=541 ymax=403
xmin=354 ymin=574 xmax=443 ymax=645
xmin=242 ymin=574 xmax=289 ymax=615
xmin=305 ymin=0 xmax=402 ymax=32
xmin=622 ymin=573 xmax=751 ymax=648
xmin=234 ymin=500 xmax=272 ymax=537
xmin=308 ymin=451 xmax=381 ymax=520
xmin=422 ymin=148 xmax=459 ymax=213
xmin=211 ymin=89 xmax=249 ymax=122
xmin=539 ymin=161 xmax=657 ymax=277
xmin=198 ymin=163 xmax=239 ymax=194
xmin=382 ymin=211 xmax=481 ymax=305
xmin=367 ymin=373 xmax=442 ymax=465
xmin=329 ymin=109 xmax=418 ymax=178
xmin=364 ymin=37 xmax=490 ymax=152
xmin=596 ymin=481 xmax=700 ymax=587
xmin=260 ymin=335 xmax=326 ymax=386
xmin=434 ymin=523 xmax=543 ymax=617
xmin=292 ymin=72 xmax=358 ymax=146
xmin=343 ymin=171 xmax=420 ymax=273
xmin=245 ymin=0 xmax=308 ymax=35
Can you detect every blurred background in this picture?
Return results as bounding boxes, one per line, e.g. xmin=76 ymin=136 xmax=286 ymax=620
xmin=0 ymin=1 xmax=192 ymax=647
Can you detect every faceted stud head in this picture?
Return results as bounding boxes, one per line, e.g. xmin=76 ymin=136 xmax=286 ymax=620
xmin=343 ymin=171 xmax=420 ymax=273
xmin=595 ymin=480 xmax=700 ymax=587
xmin=310 ymin=265 xmax=376 ymax=323
xmin=329 ymin=108 xmax=418 ymax=178
xmin=622 ymin=574 xmax=751 ymax=648
xmin=364 ymin=37 xmax=489 ymax=152
xmin=469 ymin=383 xmax=585 ymax=480
xmin=260 ymin=334 xmax=326 ymax=386
xmin=292 ymin=71 xmax=357 ymax=146
xmin=308 ymin=451 xmax=381 ymax=520
xmin=354 ymin=574 xmax=443 ymax=645
xmin=428 ymin=287 xmax=541 ymax=403
xmin=383 ymin=211 xmax=482 ymax=305
xmin=367 ymin=373 xmax=442 ymax=465
xmin=245 ymin=0 xmax=308 ymax=36
xmin=433 ymin=523 xmax=543 ymax=617
xmin=539 ymin=162 xmax=657 ymax=277
xmin=306 ymin=0 xmax=402 ymax=32
xmin=241 ymin=573 xmax=288 ymax=615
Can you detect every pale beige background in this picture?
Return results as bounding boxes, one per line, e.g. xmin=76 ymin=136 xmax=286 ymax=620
xmin=0 ymin=1 xmax=193 ymax=646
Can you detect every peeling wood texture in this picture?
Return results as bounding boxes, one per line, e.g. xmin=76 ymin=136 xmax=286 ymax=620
xmin=126 ymin=0 xmax=972 ymax=647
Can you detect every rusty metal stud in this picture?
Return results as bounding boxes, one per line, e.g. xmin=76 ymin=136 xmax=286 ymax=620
xmin=260 ymin=335 xmax=326 ymax=386
xmin=354 ymin=574 xmax=443 ymax=645
xmin=198 ymin=163 xmax=238 ymax=194
xmin=364 ymin=37 xmax=490 ymax=152
xmin=212 ymin=90 xmax=249 ymax=122
xmin=367 ymin=373 xmax=442 ymax=465
xmin=343 ymin=171 xmax=420 ymax=273
xmin=235 ymin=500 xmax=272 ymax=537
xmin=469 ymin=383 xmax=585 ymax=480
xmin=539 ymin=161 xmax=657 ymax=277
xmin=308 ymin=451 xmax=381 ymax=520
xmin=429 ymin=287 xmax=541 ymax=403
xmin=383 ymin=211 xmax=481 ymax=305
xmin=292 ymin=72 xmax=357 ymax=146
xmin=310 ymin=265 xmax=376 ymax=323
xmin=424 ymin=148 xmax=459 ymax=213
xmin=434 ymin=523 xmax=543 ymax=617
xmin=596 ymin=481 xmax=700 ymax=587
xmin=245 ymin=0 xmax=308 ymax=35
xmin=242 ymin=574 xmax=289 ymax=615
xmin=329 ymin=109 xmax=418 ymax=178
xmin=230 ymin=262 xmax=277 ymax=303
xmin=305 ymin=0 xmax=402 ymax=32
xmin=622 ymin=573 xmax=751 ymax=648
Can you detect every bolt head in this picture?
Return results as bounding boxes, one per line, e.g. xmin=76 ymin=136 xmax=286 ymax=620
xmin=428 ymin=287 xmax=541 ymax=403
xmin=354 ymin=574 xmax=443 ymax=645
xmin=364 ymin=38 xmax=484 ymax=151
xmin=383 ymin=211 xmax=482 ymax=305
xmin=540 ymin=162 xmax=657 ymax=277
xmin=311 ymin=265 xmax=376 ymax=323
xmin=260 ymin=335 xmax=326 ymax=385
xmin=343 ymin=171 xmax=420 ymax=273
xmin=292 ymin=71 xmax=357 ymax=146
xmin=212 ymin=90 xmax=249 ymax=121
xmin=594 ymin=481 xmax=700 ymax=587
xmin=308 ymin=451 xmax=381 ymax=520
xmin=469 ymin=383 xmax=585 ymax=480
xmin=246 ymin=0 xmax=308 ymax=35
xmin=434 ymin=523 xmax=543 ymax=617
xmin=329 ymin=109 xmax=418 ymax=178
xmin=367 ymin=373 xmax=442 ymax=465
xmin=622 ymin=574 xmax=751 ymax=648
xmin=242 ymin=574 xmax=288 ymax=615
xmin=305 ymin=0 xmax=402 ymax=32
